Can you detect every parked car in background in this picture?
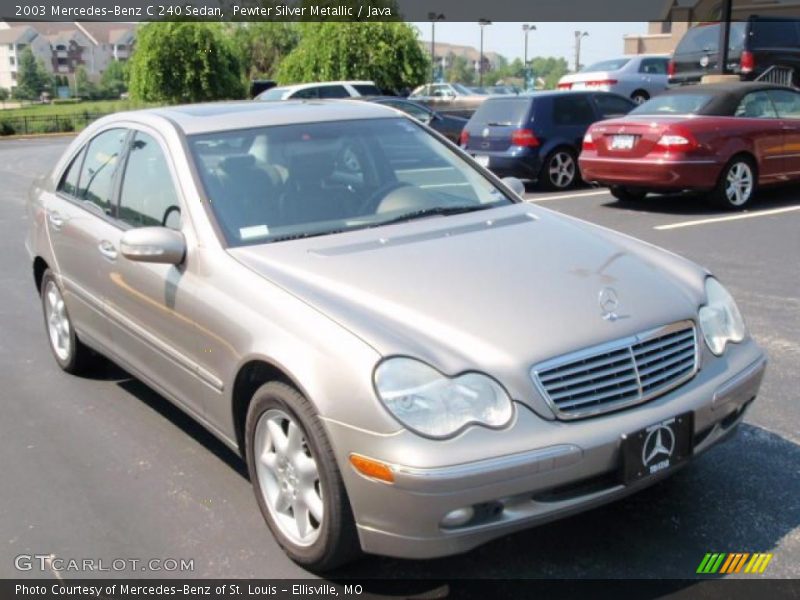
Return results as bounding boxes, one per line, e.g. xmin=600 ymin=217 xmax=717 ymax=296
xmin=363 ymin=97 xmax=467 ymax=144
xmin=250 ymin=79 xmax=277 ymax=98
xmin=669 ymin=17 xmax=800 ymax=87
xmin=409 ymin=83 xmax=488 ymax=117
xmin=28 ymin=99 xmax=765 ymax=571
xmin=461 ymin=91 xmax=635 ymax=189
xmin=579 ymin=83 xmax=800 ymax=209
xmin=558 ymin=55 xmax=670 ymax=104
xmin=468 ymin=86 xmax=489 ymax=95
xmin=256 ymin=81 xmax=382 ymax=100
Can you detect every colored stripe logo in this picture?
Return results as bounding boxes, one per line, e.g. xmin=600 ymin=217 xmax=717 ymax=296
xmin=697 ymin=553 xmax=773 ymax=574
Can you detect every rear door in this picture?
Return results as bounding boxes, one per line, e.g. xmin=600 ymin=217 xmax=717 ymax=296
xmin=733 ymin=91 xmax=785 ymax=181
xmin=767 ymin=88 xmax=800 ymax=178
xmin=46 ymin=128 xmax=129 ymax=351
xmin=638 ymin=57 xmax=669 ymax=94
xmin=551 ymin=94 xmax=598 ymax=147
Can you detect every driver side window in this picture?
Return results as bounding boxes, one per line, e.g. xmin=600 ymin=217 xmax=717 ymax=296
xmin=118 ymin=132 xmax=181 ymax=230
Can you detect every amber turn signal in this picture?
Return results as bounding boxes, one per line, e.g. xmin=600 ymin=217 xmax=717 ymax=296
xmin=349 ymin=454 xmax=394 ymax=483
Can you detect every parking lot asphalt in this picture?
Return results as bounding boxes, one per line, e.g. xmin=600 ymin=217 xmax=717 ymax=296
xmin=1 ymin=137 xmax=798 ymax=582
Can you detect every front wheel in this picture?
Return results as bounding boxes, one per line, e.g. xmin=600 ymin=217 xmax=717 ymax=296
xmin=539 ymin=148 xmax=579 ymax=190
xmin=610 ymin=185 xmax=648 ymax=203
xmin=711 ymin=157 xmax=756 ymax=210
xmin=245 ymin=382 xmax=360 ymax=571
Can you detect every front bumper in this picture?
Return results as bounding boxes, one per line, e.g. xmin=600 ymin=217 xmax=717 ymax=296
xmin=579 ymin=156 xmax=723 ymax=191
xmin=324 ymin=339 xmax=766 ymax=559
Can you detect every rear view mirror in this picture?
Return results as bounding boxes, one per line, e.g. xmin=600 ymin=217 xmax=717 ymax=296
xmin=120 ymin=227 xmax=186 ymax=265
xmin=502 ymin=177 xmax=526 ymax=197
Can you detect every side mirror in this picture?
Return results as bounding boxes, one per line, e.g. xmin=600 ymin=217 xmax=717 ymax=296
xmin=120 ymin=226 xmax=186 ymax=265
xmin=502 ymin=176 xmax=526 ymax=197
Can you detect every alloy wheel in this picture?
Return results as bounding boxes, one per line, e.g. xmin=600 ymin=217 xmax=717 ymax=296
xmin=548 ymin=151 xmax=576 ymax=188
xmin=725 ymin=162 xmax=753 ymax=206
xmin=44 ymin=280 xmax=71 ymax=362
xmin=254 ymin=409 xmax=324 ymax=547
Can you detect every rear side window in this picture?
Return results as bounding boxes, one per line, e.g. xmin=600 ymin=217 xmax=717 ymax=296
xmin=553 ymin=95 xmax=596 ymax=125
xmin=470 ymin=98 xmax=531 ymax=126
xmin=353 ymin=84 xmax=381 ymax=96
xmin=76 ymin=128 xmax=128 ymax=215
xmin=58 ymin=147 xmax=85 ymax=197
xmin=118 ymin=132 xmax=181 ymax=230
xmin=593 ymin=94 xmax=635 ymax=119
xmin=735 ymin=92 xmax=779 ymax=119
xmin=751 ymin=21 xmax=800 ymax=48
xmin=639 ymin=58 xmax=668 ymax=75
xmin=318 ymin=85 xmax=349 ymax=99
xmin=768 ymin=89 xmax=800 ymax=119
xmin=291 ymin=87 xmax=319 ymax=99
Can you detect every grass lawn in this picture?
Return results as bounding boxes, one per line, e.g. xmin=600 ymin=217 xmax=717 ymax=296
xmin=0 ymin=99 xmax=157 ymax=119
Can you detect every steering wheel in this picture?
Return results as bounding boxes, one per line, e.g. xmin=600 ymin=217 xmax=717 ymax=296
xmin=359 ymin=181 xmax=413 ymax=214
xmin=162 ymin=205 xmax=181 ymax=228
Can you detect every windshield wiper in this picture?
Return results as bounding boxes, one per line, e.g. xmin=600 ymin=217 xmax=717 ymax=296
xmin=373 ymin=204 xmax=494 ymax=227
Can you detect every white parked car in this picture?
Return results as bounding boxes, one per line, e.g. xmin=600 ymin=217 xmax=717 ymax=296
xmin=256 ymin=81 xmax=382 ymax=101
xmin=558 ymin=55 xmax=670 ymax=104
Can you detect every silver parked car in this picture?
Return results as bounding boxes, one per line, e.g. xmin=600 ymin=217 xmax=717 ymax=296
xmin=27 ymin=101 xmax=766 ymax=571
xmin=558 ymin=55 xmax=670 ymax=104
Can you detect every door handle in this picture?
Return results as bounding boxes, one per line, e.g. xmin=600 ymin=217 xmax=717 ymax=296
xmin=47 ymin=210 xmax=65 ymax=230
xmin=97 ymin=240 xmax=118 ymax=261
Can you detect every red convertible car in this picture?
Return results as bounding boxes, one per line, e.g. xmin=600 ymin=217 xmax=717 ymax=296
xmin=579 ymin=83 xmax=800 ymax=209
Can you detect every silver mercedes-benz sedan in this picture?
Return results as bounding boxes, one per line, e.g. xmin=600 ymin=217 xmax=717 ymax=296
xmin=26 ymin=100 xmax=766 ymax=571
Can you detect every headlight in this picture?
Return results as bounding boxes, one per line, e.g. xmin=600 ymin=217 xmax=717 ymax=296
xmin=373 ymin=357 xmax=514 ymax=438
xmin=698 ymin=277 xmax=746 ymax=356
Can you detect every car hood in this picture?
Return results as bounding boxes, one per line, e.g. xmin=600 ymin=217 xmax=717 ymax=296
xmin=229 ymin=204 xmax=707 ymax=417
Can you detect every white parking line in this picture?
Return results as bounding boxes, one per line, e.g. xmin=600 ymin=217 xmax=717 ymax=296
xmin=654 ymin=205 xmax=800 ymax=230
xmin=526 ymin=190 xmax=610 ymax=203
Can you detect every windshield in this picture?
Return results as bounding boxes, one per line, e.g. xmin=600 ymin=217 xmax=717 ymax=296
xmin=630 ymin=93 xmax=713 ymax=115
xmin=189 ymin=118 xmax=513 ymax=246
xmin=581 ymin=58 xmax=630 ymax=72
xmin=257 ymin=87 xmax=289 ymax=100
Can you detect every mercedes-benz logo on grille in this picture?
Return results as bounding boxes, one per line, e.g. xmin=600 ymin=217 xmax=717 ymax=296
xmin=598 ymin=287 xmax=620 ymax=321
xmin=642 ymin=424 xmax=676 ymax=468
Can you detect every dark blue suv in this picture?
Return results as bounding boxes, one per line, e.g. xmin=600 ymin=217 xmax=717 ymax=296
xmin=460 ymin=91 xmax=635 ymax=190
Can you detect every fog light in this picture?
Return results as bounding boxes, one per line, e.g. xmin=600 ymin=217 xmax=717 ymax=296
xmin=441 ymin=506 xmax=475 ymax=528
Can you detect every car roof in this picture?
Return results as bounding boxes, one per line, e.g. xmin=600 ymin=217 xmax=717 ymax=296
xmin=105 ymin=100 xmax=398 ymax=136
xmin=281 ymin=80 xmax=376 ymax=91
xmin=660 ymin=82 xmax=797 ymax=115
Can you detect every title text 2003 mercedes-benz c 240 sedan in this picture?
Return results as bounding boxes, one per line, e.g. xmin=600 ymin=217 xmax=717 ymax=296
xmin=27 ymin=101 xmax=766 ymax=570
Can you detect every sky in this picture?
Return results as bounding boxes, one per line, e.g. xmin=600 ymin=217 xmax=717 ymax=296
xmin=410 ymin=22 xmax=647 ymax=69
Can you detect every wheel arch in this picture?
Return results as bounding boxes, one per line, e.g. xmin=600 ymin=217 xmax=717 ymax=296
xmin=33 ymin=256 xmax=49 ymax=295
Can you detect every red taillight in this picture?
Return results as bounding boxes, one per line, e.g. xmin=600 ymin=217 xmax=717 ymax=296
xmin=740 ymin=50 xmax=755 ymax=74
xmin=582 ymin=131 xmax=596 ymax=151
xmin=655 ymin=127 xmax=698 ymax=152
xmin=459 ymin=129 xmax=469 ymax=147
xmin=667 ymin=59 xmax=676 ymax=77
xmin=585 ymin=79 xmax=618 ymax=88
xmin=557 ymin=82 xmax=572 ymax=90
xmin=511 ymin=128 xmax=540 ymax=147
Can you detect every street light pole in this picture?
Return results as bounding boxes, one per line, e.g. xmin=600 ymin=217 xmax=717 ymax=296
xmin=478 ymin=19 xmax=491 ymax=87
xmin=428 ymin=12 xmax=444 ymax=84
xmin=574 ymin=30 xmax=589 ymax=72
xmin=522 ymin=24 xmax=536 ymax=90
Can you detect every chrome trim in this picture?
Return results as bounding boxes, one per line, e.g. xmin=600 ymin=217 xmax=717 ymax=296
xmin=579 ymin=157 xmax=718 ymax=165
xmin=531 ymin=320 xmax=699 ymax=420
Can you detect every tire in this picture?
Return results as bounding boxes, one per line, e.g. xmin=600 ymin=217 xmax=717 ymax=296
xmin=631 ymin=90 xmax=650 ymax=105
xmin=40 ymin=269 xmax=96 ymax=374
xmin=245 ymin=382 xmax=360 ymax=572
xmin=610 ymin=185 xmax=648 ymax=203
xmin=710 ymin=156 xmax=757 ymax=210
xmin=538 ymin=148 xmax=579 ymax=191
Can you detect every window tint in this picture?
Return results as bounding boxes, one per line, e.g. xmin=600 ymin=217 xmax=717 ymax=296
xmin=593 ymin=94 xmax=635 ymax=118
xmin=118 ymin=132 xmax=181 ymax=229
xmin=291 ymin=87 xmax=319 ymax=99
xmin=384 ymin=100 xmax=431 ymax=122
xmin=752 ymin=21 xmax=800 ymax=48
xmin=318 ymin=85 xmax=349 ymax=99
xmin=553 ymin=95 xmax=596 ymax=125
xmin=58 ymin=147 xmax=85 ymax=197
xmin=639 ymin=58 xmax=668 ymax=75
xmin=353 ymin=84 xmax=381 ymax=96
xmin=76 ymin=128 xmax=127 ymax=214
xmin=735 ymin=92 xmax=779 ymax=119
xmin=767 ymin=89 xmax=800 ymax=120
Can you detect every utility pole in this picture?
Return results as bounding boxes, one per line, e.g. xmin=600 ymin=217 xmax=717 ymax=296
xmin=428 ymin=12 xmax=445 ymax=84
xmin=574 ymin=30 xmax=589 ymax=72
xmin=717 ymin=0 xmax=733 ymax=75
xmin=522 ymin=24 xmax=536 ymax=90
xmin=478 ymin=19 xmax=492 ymax=87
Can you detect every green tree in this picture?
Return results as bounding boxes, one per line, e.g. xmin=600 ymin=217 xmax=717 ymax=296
xmin=74 ymin=65 xmax=98 ymax=99
xmin=229 ymin=22 xmax=299 ymax=80
xmin=14 ymin=48 xmax=46 ymax=100
xmin=446 ymin=55 xmax=475 ymax=86
xmin=530 ymin=56 xmax=570 ymax=89
xmin=129 ymin=22 xmax=245 ymax=104
xmin=0 ymin=87 xmax=8 ymax=105
xmin=100 ymin=59 xmax=128 ymax=99
xmin=277 ymin=22 xmax=428 ymax=93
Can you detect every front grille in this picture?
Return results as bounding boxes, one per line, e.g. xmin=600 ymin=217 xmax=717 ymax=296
xmin=532 ymin=321 xmax=698 ymax=419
